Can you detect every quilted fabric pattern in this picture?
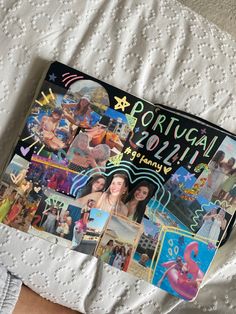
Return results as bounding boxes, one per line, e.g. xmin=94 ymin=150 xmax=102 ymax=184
xmin=0 ymin=0 xmax=236 ymax=313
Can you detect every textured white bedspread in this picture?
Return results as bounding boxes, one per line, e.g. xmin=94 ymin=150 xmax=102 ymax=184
xmin=0 ymin=264 xmax=21 ymax=314
xmin=0 ymin=0 xmax=236 ymax=313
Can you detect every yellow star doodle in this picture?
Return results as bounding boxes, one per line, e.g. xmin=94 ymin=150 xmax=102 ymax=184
xmin=114 ymin=96 xmax=130 ymax=111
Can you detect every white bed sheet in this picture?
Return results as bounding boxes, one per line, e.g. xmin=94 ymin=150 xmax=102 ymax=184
xmin=0 ymin=264 xmax=21 ymax=314
xmin=0 ymin=0 xmax=236 ymax=313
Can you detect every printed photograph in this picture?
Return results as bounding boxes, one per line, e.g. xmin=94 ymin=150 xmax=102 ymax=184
xmin=76 ymin=173 xmax=155 ymax=223
xmin=66 ymin=130 xmax=111 ymax=174
xmin=63 ymin=78 xmax=110 ymax=114
xmin=152 ymin=229 xmax=216 ymax=301
xmin=2 ymin=192 xmax=40 ymax=232
xmin=145 ymin=197 xmax=189 ymax=231
xmin=196 ymin=136 xmax=236 ymax=215
xmin=124 ymin=181 xmax=155 ymax=223
xmin=29 ymin=188 xmax=82 ymax=247
xmin=26 ymin=156 xmax=78 ymax=196
xmin=1 ymin=154 xmax=30 ymax=194
xmin=128 ymin=218 xmax=162 ymax=281
xmin=95 ymin=215 xmax=142 ymax=272
xmin=195 ymin=202 xmax=231 ymax=246
xmin=72 ymin=207 xmax=110 ymax=255
xmin=75 ymin=174 xmax=107 ymax=199
xmin=145 ymin=165 xmax=206 ymax=231
xmin=76 ymin=172 xmax=130 ymax=217
xmin=0 ymin=154 xmax=41 ymax=231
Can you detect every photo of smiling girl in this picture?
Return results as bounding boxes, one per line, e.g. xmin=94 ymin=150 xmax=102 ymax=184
xmin=125 ymin=181 xmax=155 ymax=223
xmin=77 ymin=173 xmax=129 ymax=217
xmin=76 ymin=175 xmax=106 ymax=198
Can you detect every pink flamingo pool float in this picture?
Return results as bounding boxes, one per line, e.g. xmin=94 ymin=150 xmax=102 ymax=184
xmin=162 ymin=241 xmax=204 ymax=300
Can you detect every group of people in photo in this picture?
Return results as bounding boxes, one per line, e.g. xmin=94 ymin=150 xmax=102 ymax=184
xmin=200 ymin=150 xmax=236 ymax=205
xmin=41 ymin=207 xmax=73 ymax=238
xmin=197 ymin=207 xmax=227 ymax=243
xmin=0 ymin=189 xmax=38 ymax=231
xmin=99 ymin=239 xmax=132 ymax=271
xmin=33 ymin=175 xmax=149 ymax=257
xmin=27 ymin=161 xmax=75 ymax=195
xmin=0 ymin=190 xmax=18 ymax=223
xmin=66 ymin=131 xmax=111 ymax=173
xmin=29 ymin=93 xmax=101 ymax=152
xmin=76 ymin=173 xmax=155 ymax=223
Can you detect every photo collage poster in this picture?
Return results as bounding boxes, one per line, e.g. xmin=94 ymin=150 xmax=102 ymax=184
xmin=0 ymin=61 xmax=236 ymax=301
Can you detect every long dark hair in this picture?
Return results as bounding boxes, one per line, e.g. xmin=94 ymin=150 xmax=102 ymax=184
xmin=112 ymin=245 xmax=120 ymax=255
xmin=212 ymin=150 xmax=225 ymax=165
xmin=125 ymin=181 xmax=155 ymax=223
xmin=229 ymin=168 xmax=236 ymax=176
xmin=119 ymin=246 xmax=126 ymax=256
xmin=228 ymin=157 xmax=235 ymax=167
xmin=78 ymin=175 xmax=106 ymax=198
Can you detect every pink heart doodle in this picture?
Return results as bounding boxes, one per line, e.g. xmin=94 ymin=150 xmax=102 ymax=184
xmin=20 ymin=146 xmax=30 ymax=156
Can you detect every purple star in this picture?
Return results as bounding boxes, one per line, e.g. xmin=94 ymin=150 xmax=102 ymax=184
xmin=171 ymin=173 xmax=181 ymax=182
xmin=184 ymin=173 xmax=195 ymax=181
xmin=200 ymin=128 xmax=206 ymax=135
xmin=49 ymin=73 xmax=57 ymax=82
